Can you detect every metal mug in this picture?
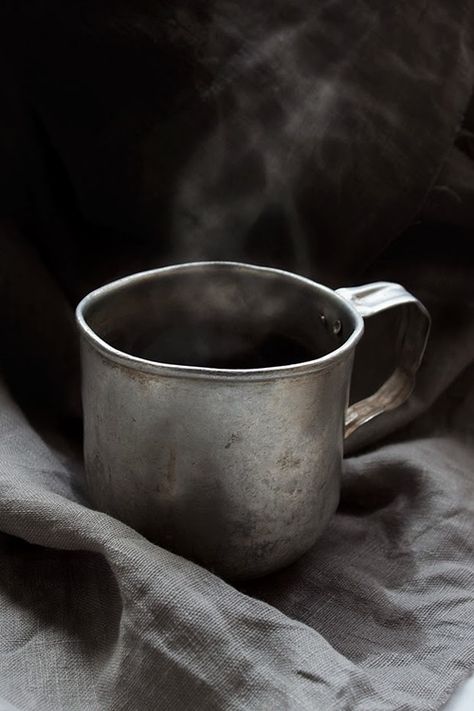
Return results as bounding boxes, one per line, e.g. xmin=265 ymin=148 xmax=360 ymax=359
xmin=76 ymin=262 xmax=430 ymax=579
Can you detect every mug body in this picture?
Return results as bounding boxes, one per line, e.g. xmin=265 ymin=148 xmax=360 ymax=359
xmin=77 ymin=262 xmax=363 ymax=578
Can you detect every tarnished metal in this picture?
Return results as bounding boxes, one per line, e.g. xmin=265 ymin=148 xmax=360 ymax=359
xmin=336 ymin=282 xmax=431 ymax=438
xmin=76 ymin=262 xmax=430 ymax=579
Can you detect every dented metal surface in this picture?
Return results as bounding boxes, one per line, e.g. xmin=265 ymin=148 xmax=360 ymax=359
xmin=76 ymin=262 xmax=429 ymax=579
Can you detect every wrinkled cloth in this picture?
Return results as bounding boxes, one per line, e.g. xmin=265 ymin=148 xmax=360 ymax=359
xmin=1 ymin=2 xmax=474 ymax=709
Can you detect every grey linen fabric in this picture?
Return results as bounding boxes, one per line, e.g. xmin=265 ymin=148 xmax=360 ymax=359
xmin=1 ymin=1 xmax=474 ymax=709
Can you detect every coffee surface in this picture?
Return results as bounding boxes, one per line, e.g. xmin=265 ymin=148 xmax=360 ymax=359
xmin=135 ymin=330 xmax=318 ymax=369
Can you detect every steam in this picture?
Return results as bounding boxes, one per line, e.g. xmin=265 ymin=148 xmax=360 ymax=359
xmin=169 ymin=4 xmax=345 ymax=272
xmin=157 ymin=1 xmax=410 ymax=284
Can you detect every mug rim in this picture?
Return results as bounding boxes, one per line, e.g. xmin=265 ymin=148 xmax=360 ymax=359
xmin=75 ymin=261 xmax=364 ymax=381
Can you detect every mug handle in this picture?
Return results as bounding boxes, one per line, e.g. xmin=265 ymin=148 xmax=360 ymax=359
xmin=336 ymin=282 xmax=431 ymax=439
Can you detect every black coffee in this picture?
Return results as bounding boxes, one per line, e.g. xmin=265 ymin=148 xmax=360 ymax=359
xmin=133 ymin=330 xmax=318 ymax=369
xmin=198 ymin=333 xmax=317 ymax=369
